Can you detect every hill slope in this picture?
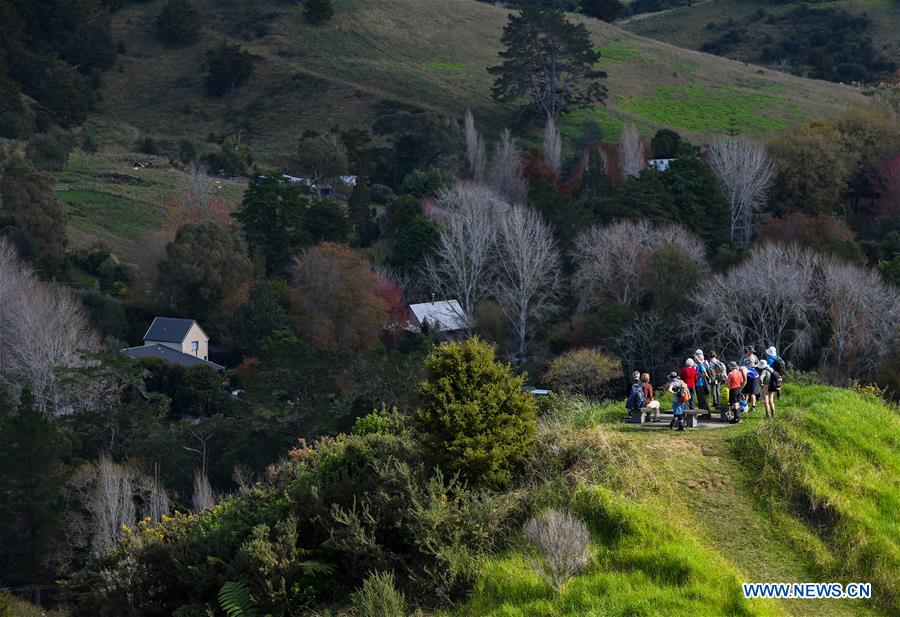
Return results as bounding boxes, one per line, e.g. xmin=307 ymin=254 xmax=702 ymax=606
xmin=96 ymin=0 xmax=866 ymax=162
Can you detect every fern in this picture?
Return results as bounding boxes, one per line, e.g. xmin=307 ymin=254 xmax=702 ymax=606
xmin=218 ymin=581 xmax=260 ymax=617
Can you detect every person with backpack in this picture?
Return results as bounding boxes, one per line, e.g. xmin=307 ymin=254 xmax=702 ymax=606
xmin=758 ymin=359 xmax=779 ymax=418
xmin=678 ymin=358 xmax=698 ymax=410
xmin=626 ymin=371 xmax=646 ymax=418
xmin=641 ymin=372 xmax=660 ymax=421
xmin=766 ymin=346 xmax=787 ymax=379
xmin=727 ymin=361 xmax=745 ymax=423
xmin=743 ymin=359 xmax=761 ymax=414
xmin=667 ymin=371 xmax=689 ymax=431
xmin=693 ymin=349 xmax=710 ymax=413
xmin=742 ymin=345 xmax=759 ymax=368
xmin=708 ymin=351 xmax=727 ymax=407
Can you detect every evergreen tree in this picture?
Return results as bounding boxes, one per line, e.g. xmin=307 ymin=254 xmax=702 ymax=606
xmin=0 ymin=166 xmax=69 ymax=273
xmin=304 ymin=0 xmax=334 ymax=25
xmin=581 ymin=148 xmax=613 ymax=198
xmin=234 ymin=175 xmax=311 ymax=277
xmin=347 ymin=178 xmax=376 ymax=246
xmin=490 ymin=5 xmax=606 ymax=119
xmin=204 ymin=42 xmax=254 ymax=97
xmin=0 ymin=391 xmax=70 ymax=585
xmin=580 ymin=0 xmax=624 ymax=22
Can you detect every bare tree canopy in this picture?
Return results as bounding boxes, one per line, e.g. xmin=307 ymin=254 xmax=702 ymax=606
xmin=65 ymin=456 xmax=139 ymax=554
xmin=707 ymin=137 xmax=775 ymax=246
xmin=493 ymin=205 xmax=561 ymax=364
xmin=618 ymin=124 xmax=646 ymax=178
xmin=819 ymin=258 xmax=900 ymax=381
xmin=488 ymin=129 xmax=529 ymax=205
xmin=425 ymin=182 xmax=506 ymax=325
xmin=572 ymin=219 xmax=707 ymax=311
xmin=543 ymin=116 xmax=562 ymax=175
xmin=690 ymin=243 xmax=820 ymax=361
xmin=0 ymin=239 xmax=100 ymax=413
xmin=464 ymin=108 xmax=486 ymax=181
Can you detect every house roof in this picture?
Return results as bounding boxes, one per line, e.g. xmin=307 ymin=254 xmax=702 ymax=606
xmin=408 ymin=300 xmax=467 ymax=332
xmin=143 ymin=317 xmax=204 ymax=343
xmin=121 ymin=344 xmax=224 ymax=371
xmin=649 ymin=158 xmax=674 ymax=171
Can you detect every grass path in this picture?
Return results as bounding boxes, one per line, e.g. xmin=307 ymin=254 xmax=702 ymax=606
xmin=607 ymin=415 xmax=881 ymax=617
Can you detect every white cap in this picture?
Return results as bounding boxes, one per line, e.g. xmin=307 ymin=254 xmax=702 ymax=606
xmin=685 ymin=358 xmax=695 ymax=367
xmin=695 ymin=349 xmax=704 ymax=356
xmin=766 ymin=346 xmax=777 ymax=356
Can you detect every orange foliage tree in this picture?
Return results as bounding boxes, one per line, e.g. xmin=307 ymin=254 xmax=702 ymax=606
xmin=761 ymin=212 xmax=866 ymax=264
xmin=291 ymin=243 xmax=392 ymax=352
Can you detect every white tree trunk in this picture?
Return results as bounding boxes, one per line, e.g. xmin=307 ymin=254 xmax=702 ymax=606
xmin=618 ymin=124 xmax=646 ymax=178
xmin=543 ymin=116 xmax=562 ymax=175
xmin=488 ymin=129 xmax=528 ymax=205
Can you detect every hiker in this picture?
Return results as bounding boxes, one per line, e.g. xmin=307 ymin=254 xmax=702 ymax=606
xmin=641 ymin=372 xmax=660 ymax=421
xmin=626 ymin=370 xmax=646 ymax=417
xmin=758 ymin=359 xmax=777 ymax=418
xmin=742 ymin=345 xmax=759 ymax=368
xmin=693 ymin=349 xmax=710 ymax=412
xmin=743 ymin=359 xmax=760 ymax=413
xmin=727 ymin=361 xmax=745 ymax=423
xmin=766 ymin=346 xmax=786 ymax=378
xmin=667 ymin=371 xmax=689 ymax=431
xmin=708 ymin=351 xmax=727 ymax=407
xmin=678 ymin=358 xmax=698 ymax=410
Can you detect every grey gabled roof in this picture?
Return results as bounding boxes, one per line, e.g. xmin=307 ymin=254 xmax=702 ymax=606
xmin=121 ymin=344 xmax=224 ymax=371
xmin=408 ymin=300 xmax=467 ymax=332
xmin=143 ymin=317 xmax=203 ymax=343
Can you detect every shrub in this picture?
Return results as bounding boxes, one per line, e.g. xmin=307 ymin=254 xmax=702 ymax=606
xmin=26 ymin=134 xmax=69 ymax=171
xmin=157 ymin=0 xmax=201 ymax=45
xmin=204 ymin=42 xmax=254 ymax=97
xmin=544 ymin=348 xmax=622 ymax=399
xmin=523 ymin=508 xmax=591 ymax=591
xmin=304 ymin=0 xmax=334 ymax=25
xmin=415 ymin=338 xmax=537 ymax=488
xmin=399 ymin=168 xmax=456 ymax=198
xmin=0 ymin=111 xmax=30 ymax=139
xmin=351 ymin=571 xmax=407 ymax=617
xmin=135 ymin=136 xmax=159 ymax=155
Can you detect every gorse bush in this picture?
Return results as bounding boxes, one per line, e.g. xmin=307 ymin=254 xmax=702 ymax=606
xmin=415 ymin=337 xmax=537 ymax=488
xmin=351 ymin=571 xmax=407 ymax=617
xmin=543 ymin=348 xmax=622 ymax=399
xmin=523 ymin=509 xmax=591 ymax=591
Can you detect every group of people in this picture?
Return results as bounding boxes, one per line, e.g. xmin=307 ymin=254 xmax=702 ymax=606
xmin=626 ymin=346 xmax=786 ymax=431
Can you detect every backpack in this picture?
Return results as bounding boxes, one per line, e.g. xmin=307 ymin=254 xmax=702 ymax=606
xmin=773 ymin=356 xmax=786 ymax=376
xmin=626 ymin=382 xmax=646 ymax=410
xmin=770 ymin=370 xmax=783 ymax=391
xmin=674 ymin=383 xmax=690 ymax=403
xmin=712 ymin=360 xmax=726 ymax=381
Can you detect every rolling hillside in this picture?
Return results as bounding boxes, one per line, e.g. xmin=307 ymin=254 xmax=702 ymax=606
xmin=95 ymin=0 xmax=867 ymax=161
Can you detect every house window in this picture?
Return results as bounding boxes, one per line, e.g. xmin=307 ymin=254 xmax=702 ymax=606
xmin=191 ymin=341 xmax=199 ymax=354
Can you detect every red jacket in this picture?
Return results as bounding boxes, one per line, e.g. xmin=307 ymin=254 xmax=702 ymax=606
xmin=679 ymin=366 xmax=697 ymax=388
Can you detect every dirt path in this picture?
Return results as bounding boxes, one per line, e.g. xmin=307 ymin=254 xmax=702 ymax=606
xmin=612 ymin=417 xmax=881 ymax=617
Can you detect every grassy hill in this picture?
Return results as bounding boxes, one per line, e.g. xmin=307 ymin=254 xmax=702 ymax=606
xmin=623 ymin=0 xmax=900 ymax=78
xmin=58 ymin=0 xmax=871 ymax=258
xmin=94 ymin=0 xmax=866 ymax=159
xmin=461 ymin=384 xmax=897 ymax=616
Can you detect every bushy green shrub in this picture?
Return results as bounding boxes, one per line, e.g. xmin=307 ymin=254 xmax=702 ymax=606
xmin=157 ymin=0 xmax=201 ymax=45
xmin=304 ymin=0 xmax=334 ymax=25
xmin=399 ymin=168 xmax=456 ymax=198
xmin=543 ymin=348 xmax=622 ymax=399
xmin=415 ymin=338 xmax=537 ymax=488
xmin=351 ymin=571 xmax=407 ymax=617
xmin=26 ymin=134 xmax=69 ymax=171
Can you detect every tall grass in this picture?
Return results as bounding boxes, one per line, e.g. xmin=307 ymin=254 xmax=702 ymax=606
xmin=734 ymin=385 xmax=900 ymax=614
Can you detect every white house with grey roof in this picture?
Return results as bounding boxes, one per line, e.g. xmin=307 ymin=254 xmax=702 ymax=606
xmin=122 ymin=317 xmax=223 ymax=371
xmin=407 ymin=300 xmax=468 ymax=336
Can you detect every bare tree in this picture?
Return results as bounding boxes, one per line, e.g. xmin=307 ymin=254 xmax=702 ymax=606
xmin=618 ymin=124 xmax=645 ymax=177
xmin=64 ymin=456 xmax=139 ymax=554
xmin=145 ymin=464 xmax=171 ymax=524
xmin=464 ymin=108 xmax=486 ymax=181
xmin=488 ymin=129 xmax=528 ymax=204
xmin=192 ymin=469 xmax=217 ymax=513
xmin=523 ymin=509 xmax=591 ymax=591
xmin=493 ymin=206 xmax=561 ymax=364
xmin=543 ymin=116 xmax=562 ymax=175
xmin=425 ymin=186 xmax=503 ymax=327
xmin=690 ymin=243 xmax=820 ymax=361
xmin=819 ymin=259 xmax=900 ymax=381
xmin=614 ymin=311 xmax=673 ymax=380
xmin=707 ymin=137 xmax=775 ymax=246
xmin=572 ymin=220 xmax=706 ymax=311
xmin=0 ymin=239 xmax=101 ymax=413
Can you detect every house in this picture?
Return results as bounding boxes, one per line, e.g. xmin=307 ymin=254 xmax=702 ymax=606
xmin=407 ymin=300 xmax=468 ymax=336
xmin=648 ymin=158 xmax=674 ymax=172
xmin=121 ymin=317 xmax=223 ymax=371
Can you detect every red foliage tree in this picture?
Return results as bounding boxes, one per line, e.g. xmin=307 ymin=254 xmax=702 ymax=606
xmin=762 ymin=213 xmax=866 ymax=264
